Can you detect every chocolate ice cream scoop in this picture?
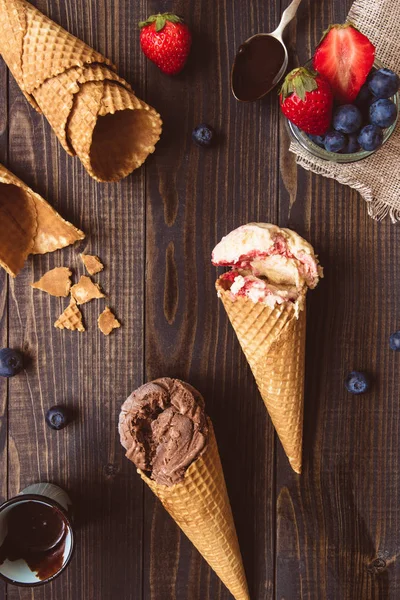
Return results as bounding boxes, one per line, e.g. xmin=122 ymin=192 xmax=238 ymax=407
xmin=119 ymin=378 xmax=209 ymax=486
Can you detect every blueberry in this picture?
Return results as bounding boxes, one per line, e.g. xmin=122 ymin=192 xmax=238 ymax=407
xmin=357 ymin=124 xmax=383 ymax=151
xmin=369 ymin=98 xmax=397 ymax=128
xmin=45 ymin=406 xmax=71 ymax=430
xmin=0 ymin=348 xmax=23 ymax=378
xmin=389 ymin=330 xmax=400 ymax=351
xmin=366 ymin=67 xmax=377 ymax=83
xmin=324 ymin=131 xmax=346 ymax=153
xmin=368 ymin=68 xmax=399 ymax=99
xmin=355 ymin=83 xmax=374 ymax=110
xmin=345 ymin=371 xmax=370 ymax=395
xmin=354 ymin=84 xmax=375 ymax=122
xmin=342 ymin=133 xmax=361 ymax=154
xmin=333 ymin=104 xmax=363 ymax=134
xmin=308 ymin=134 xmax=325 ymax=148
xmin=192 ymin=124 xmax=216 ymax=147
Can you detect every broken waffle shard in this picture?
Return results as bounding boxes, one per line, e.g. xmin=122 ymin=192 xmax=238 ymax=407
xmin=31 ymin=267 xmax=72 ymax=297
xmin=98 ymin=307 xmax=120 ymax=335
xmin=80 ymin=254 xmax=104 ymax=276
xmin=54 ymin=299 xmax=85 ymax=332
xmin=70 ymin=276 xmax=105 ymax=305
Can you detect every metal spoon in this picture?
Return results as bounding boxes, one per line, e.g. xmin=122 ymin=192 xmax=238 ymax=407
xmin=231 ymin=0 xmax=303 ymax=102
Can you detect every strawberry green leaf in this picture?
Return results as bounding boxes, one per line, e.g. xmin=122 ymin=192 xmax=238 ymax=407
xmin=138 ymin=12 xmax=183 ymax=30
xmin=280 ymin=67 xmax=318 ymax=101
xmin=138 ymin=15 xmax=157 ymax=28
xmin=155 ymin=15 xmax=166 ymax=31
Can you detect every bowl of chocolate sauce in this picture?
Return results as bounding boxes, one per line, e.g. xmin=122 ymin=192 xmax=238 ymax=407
xmin=0 ymin=487 xmax=74 ymax=586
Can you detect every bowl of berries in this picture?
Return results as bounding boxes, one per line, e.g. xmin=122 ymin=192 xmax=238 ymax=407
xmin=281 ymin=23 xmax=399 ymax=162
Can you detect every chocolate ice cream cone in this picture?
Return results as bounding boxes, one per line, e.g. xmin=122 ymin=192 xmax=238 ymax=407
xmin=0 ymin=0 xmax=162 ymax=182
xmin=216 ymin=278 xmax=306 ymax=473
xmin=119 ymin=379 xmax=249 ymax=600
xmin=139 ymin=421 xmax=250 ymax=600
xmin=0 ymin=163 xmax=84 ymax=277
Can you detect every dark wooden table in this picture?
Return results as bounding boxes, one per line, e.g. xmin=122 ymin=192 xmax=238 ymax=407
xmin=1 ymin=0 xmax=399 ymax=598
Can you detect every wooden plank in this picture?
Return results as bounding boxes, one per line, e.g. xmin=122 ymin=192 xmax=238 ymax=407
xmin=0 ymin=51 xmax=8 ymax=600
xmin=5 ymin=1 xmax=146 ymax=598
xmin=143 ymin=0 xmax=283 ymax=598
xmin=276 ymin=0 xmax=400 ymax=598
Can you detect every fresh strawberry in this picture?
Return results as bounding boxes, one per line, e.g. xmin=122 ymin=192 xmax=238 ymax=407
xmin=279 ymin=68 xmax=333 ymax=135
xmin=139 ymin=13 xmax=192 ymax=75
xmin=313 ymin=23 xmax=375 ymax=104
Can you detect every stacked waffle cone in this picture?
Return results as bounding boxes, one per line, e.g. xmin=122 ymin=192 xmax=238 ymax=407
xmin=0 ymin=163 xmax=84 ymax=277
xmin=216 ymin=279 xmax=306 ymax=473
xmin=140 ymin=421 xmax=249 ymax=600
xmin=0 ymin=0 xmax=162 ymax=182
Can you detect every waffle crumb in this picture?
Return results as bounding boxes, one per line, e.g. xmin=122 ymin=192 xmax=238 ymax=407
xmin=98 ymin=306 xmax=120 ymax=335
xmin=31 ymin=267 xmax=72 ymax=297
xmin=71 ymin=275 xmax=105 ymax=305
xmin=54 ymin=298 xmax=85 ymax=332
xmin=80 ymin=253 xmax=104 ymax=275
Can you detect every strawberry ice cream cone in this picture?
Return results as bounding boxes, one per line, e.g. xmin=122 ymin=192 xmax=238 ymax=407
xmin=213 ymin=223 xmax=322 ymax=473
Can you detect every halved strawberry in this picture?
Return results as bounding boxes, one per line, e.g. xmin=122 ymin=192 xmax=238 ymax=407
xmin=313 ymin=23 xmax=375 ymax=104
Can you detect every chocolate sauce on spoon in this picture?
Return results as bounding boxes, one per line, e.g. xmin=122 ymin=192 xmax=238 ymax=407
xmin=231 ymin=0 xmax=302 ymax=102
xmin=232 ymin=36 xmax=286 ymax=102
xmin=0 ymin=501 xmax=68 ymax=581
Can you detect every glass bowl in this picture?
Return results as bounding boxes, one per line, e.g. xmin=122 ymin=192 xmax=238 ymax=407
xmin=286 ymin=59 xmax=399 ymax=163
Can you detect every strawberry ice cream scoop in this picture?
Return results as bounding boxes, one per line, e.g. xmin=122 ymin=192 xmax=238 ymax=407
xmin=212 ymin=223 xmax=322 ymax=307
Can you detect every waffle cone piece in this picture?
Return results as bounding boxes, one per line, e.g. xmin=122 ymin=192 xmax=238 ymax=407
xmin=139 ymin=420 xmax=249 ymax=600
xmin=0 ymin=0 xmax=162 ymax=182
xmin=216 ymin=278 xmax=306 ymax=473
xmin=54 ymin=299 xmax=85 ymax=332
xmin=0 ymin=163 xmax=84 ymax=277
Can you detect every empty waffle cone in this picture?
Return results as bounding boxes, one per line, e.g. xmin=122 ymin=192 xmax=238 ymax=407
xmin=0 ymin=0 xmax=162 ymax=182
xmin=0 ymin=163 xmax=84 ymax=277
xmin=216 ymin=278 xmax=306 ymax=473
xmin=139 ymin=420 xmax=249 ymax=600
xmin=34 ymin=64 xmax=130 ymax=155
xmin=67 ymin=80 xmax=162 ymax=182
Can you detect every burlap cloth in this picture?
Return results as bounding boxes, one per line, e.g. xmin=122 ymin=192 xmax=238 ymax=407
xmin=289 ymin=0 xmax=400 ymax=222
